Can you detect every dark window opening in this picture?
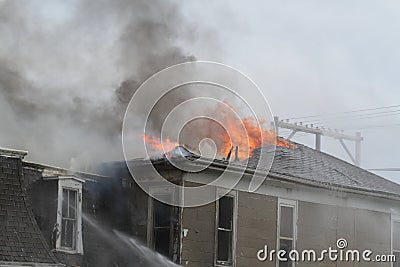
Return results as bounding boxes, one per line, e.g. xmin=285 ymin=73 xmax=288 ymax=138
xmin=216 ymin=195 xmax=234 ymax=265
xmin=151 ymin=193 xmax=178 ymax=260
xmin=217 ymin=230 xmax=232 ymax=262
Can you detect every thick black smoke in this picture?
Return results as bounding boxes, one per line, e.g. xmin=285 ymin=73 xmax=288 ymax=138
xmin=0 ymin=0 xmax=196 ymax=168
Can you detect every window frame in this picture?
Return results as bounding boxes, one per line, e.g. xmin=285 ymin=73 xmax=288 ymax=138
xmin=55 ymin=176 xmax=84 ymax=254
xmin=147 ymin=186 xmax=175 ymax=257
xmin=277 ymin=198 xmax=297 ymax=267
xmin=60 ymin=188 xmax=78 ymax=250
xmin=214 ymin=189 xmax=238 ymax=267
xmin=392 ymin=214 xmax=400 ymax=267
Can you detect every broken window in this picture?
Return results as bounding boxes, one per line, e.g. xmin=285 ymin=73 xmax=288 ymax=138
xmin=278 ymin=199 xmax=297 ymax=267
xmin=149 ymin=190 xmax=179 ymax=261
xmin=393 ymin=219 xmax=400 ymax=267
xmin=152 ymin=196 xmax=173 ymax=257
xmin=61 ymin=188 xmax=78 ymax=249
xmin=216 ymin=193 xmax=236 ymax=266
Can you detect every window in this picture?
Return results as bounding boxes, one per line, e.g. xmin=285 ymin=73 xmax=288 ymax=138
xmin=148 ymin=187 xmax=179 ymax=260
xmin=215 ymin=190 xmax=237 ymax=266
xmin=151 ymin=194 xmax=173 ymax=257
xmin=393 ymin=216 xmax=400 ymax=267
xmin=277 ymin=199 xmax=297 ymax=267
xmin=61 ymin=189 xmax=78 ymax=249
xmin=55 ymin=176 xmax=84 ymax=254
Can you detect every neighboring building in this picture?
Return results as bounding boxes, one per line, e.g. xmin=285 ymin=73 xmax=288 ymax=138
xmin=0 ymin=149 xmax=62 ymax=267
xmin=24 ymin=159 xmax=152 ymax=266
xmin=0 ymin=148 xmax=156 ymax=267
xmin=0 ymin=142 xmax=399 ymax=267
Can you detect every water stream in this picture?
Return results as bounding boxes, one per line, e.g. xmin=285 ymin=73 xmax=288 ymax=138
xmin=81 ymin=212 xmax=181 ymax=267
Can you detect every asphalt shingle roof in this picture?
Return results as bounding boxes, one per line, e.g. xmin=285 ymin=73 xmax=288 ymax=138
xmin=0 ymin=155 xmax=58 ymax=264
xmin=249 ymin=142 xmax=400 ymax=197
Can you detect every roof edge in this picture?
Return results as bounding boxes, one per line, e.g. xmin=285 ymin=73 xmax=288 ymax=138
xmin=0 ymin=261 xmax=65 ymax=267
xmin=268 ymin=171 xmax=400 ymax=202
xmin=144 ymin=155 xmax=400 ymax=201
xmin=0 ymin=148 xmax=28 ymax=159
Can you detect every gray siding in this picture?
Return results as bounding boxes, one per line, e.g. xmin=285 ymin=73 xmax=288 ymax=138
xmin=181 ymin=191 xmax=278 ymax=267
xmin=181 ymin=190 xmax=394 ymax=267
xmin=297 ymin=201 xmax=392 ymax=267
xmin=181 ymin=202 xmax=216 ymax=267
xmin=236 ymin=192 xmax=277 ymax=267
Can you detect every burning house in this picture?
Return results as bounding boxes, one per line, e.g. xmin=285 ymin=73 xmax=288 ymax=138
xmin=0 ymin=138 xmax=399 ymax=267
xmin=2 ymin=0 xmax=399 ymax=266
xmin=105 ymin=143 xmax=400 ymax=267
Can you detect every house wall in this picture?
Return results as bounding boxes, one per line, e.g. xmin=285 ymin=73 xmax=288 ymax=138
xmin=67 ymin=177 xmax=150 ymax=267
xmin=24 ymin=160 xmax=396 ymax=267
xmin=181 ymin=201 xmax=216 ymax=266
xmin=28 ymin=179 xmax=58 ymax=248
xmin=27 ymin=166 xmax=151 ymax=267
xmin=28 ymin=175 xmax=85 ymax=266
xmin=121 ymin=176 xmax=149 ymax=243
xmin=181 ymin=188 xmax=393 ymax=267
xmin=236 ymin=192 xmax=277 ymax=267
xmin=297 ymin=201 xmax=391 ymax=267
xmin=95 ymin=162 xmax=151 ymax=243
xmin=181 ymin=189 xmax=278 ymax=267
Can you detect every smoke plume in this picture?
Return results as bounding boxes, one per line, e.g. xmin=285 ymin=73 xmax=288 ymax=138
xmin=0 ymin=0 xmax=196 ymax=168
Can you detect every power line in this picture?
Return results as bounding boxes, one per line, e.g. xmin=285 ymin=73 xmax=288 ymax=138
xmin=337 ymin=124 xmax=400 ymax=131
xmin=305 ymin=114 xmax=400 ymax=130
xmin=294 ymin=110 xmax=400 ymax=125
xmin=285 ymin=104 xmax=400 ymax=120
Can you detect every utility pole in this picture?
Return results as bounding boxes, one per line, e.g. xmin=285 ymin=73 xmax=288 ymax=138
xmin=274 ymin=116 xmax=363 ymax=166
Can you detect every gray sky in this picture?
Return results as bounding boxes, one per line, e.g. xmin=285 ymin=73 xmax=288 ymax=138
xmin=180 ymin=1 xmax=400 ymax=183
xmin=0 ymin=0 xmax=399 ymax=183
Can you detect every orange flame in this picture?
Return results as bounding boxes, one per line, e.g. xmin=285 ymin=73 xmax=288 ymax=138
xmin=142 ymin=134 xmax=179 ymax=154
xmin=142 ymin=102 xmax=294 ymax=160
xmin=211 ymin=116 xmax=294 ymax=159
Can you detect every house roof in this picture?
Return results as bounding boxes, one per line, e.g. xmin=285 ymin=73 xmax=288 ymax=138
xmin=0 ymin=147 xmax=28 ymax=159
xmin=248 ymin=142 xmax=400 ymax=199
xmin=0 ymin=155 xmax=60 ymax=265
xmin=128 ymin=143 xmax=400 ymax=200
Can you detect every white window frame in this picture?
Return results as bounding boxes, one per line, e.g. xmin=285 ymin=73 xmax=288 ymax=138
xmin=56 ymin=176 xmax=84 ymax=254
xmin=392 ymin=214 xmax=400 ymax=267
xmin=277 ymin=198 xmax=297 ymax=267
xmin=214 ymin=189 xmax=238 ymax=267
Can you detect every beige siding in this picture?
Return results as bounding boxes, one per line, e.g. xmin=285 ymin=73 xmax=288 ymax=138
xmin=181 ymin=191 xmax=278 ymax=267
xmin=181 ymin=202 xmax=216 ymax=266
xmin=181 ymin=190 xmax=392 ymax=267
xmin=236 ymin=192 xmax=278 ymax=267
xmin=297 ymin=201 xmax=391 ymax=267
